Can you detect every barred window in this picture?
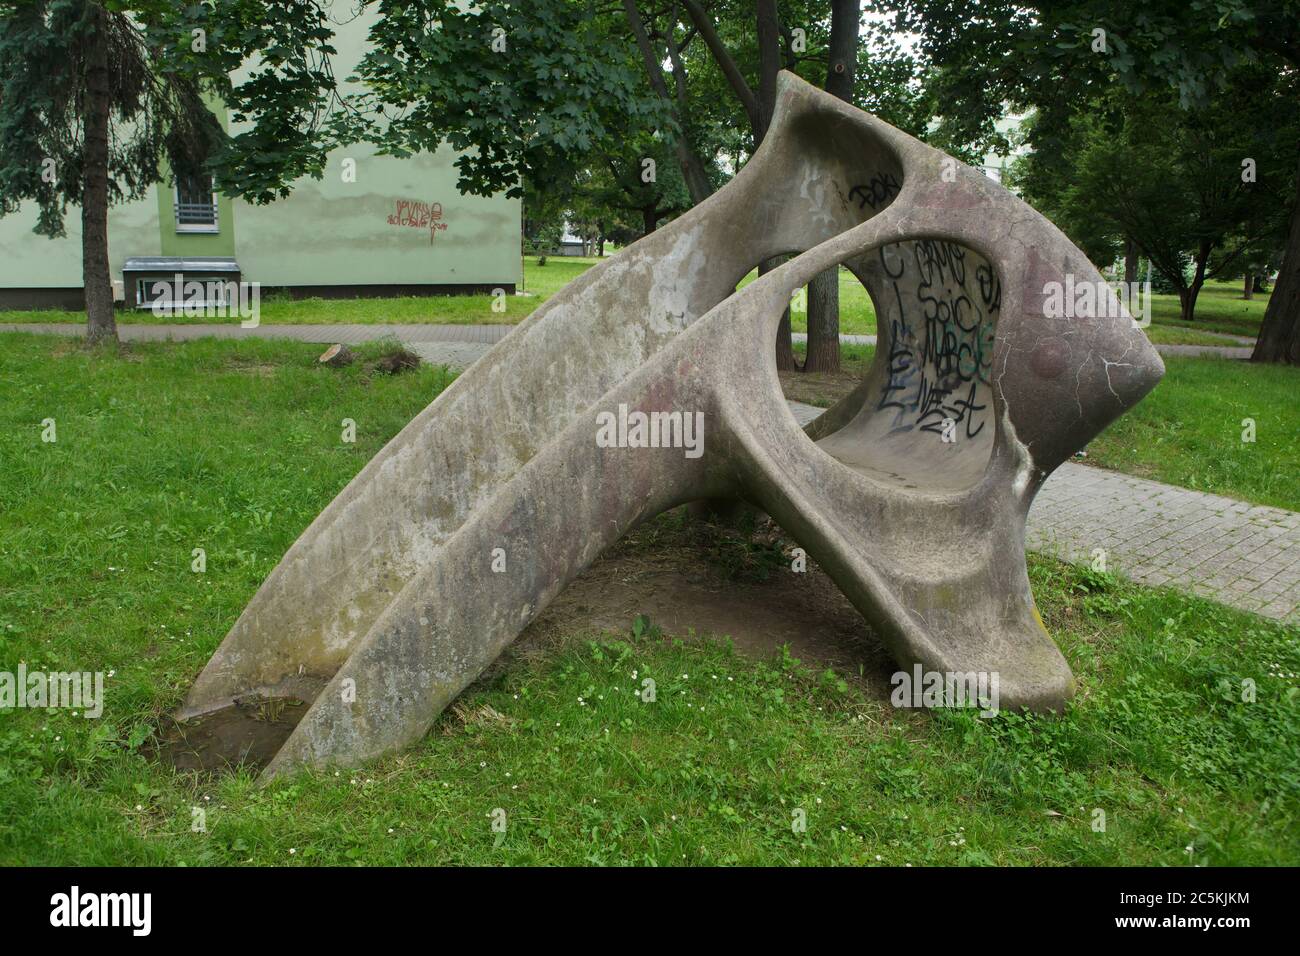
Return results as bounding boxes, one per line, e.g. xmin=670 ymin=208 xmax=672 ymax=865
xmin=174 ymin=173 xmax=218 ymax=232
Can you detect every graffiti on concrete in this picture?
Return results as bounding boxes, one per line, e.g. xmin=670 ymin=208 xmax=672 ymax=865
xmin=848 ymin=172 xmax=901 ymax=212
xmin=387 ymin=199 xmax=449 ymax=244
xmin=877 ymin=239 xmax=999 ymax=440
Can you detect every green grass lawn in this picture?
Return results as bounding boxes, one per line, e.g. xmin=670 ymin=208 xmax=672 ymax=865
xmin=1147 ymin=282 xmax=1270 ymax=339
xmin=1085 ymin=356 xmax=1300 ymax=512
xmin=1 ymin=335 xmax=1295 ymax=866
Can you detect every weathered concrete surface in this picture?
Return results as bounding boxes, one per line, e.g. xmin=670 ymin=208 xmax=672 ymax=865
xmin=177 ymin=71 xmax=1162 ymax=778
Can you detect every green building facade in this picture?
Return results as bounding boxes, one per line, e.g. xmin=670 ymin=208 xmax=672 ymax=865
xmin=0 ymin=4 xmax=521 ymax=310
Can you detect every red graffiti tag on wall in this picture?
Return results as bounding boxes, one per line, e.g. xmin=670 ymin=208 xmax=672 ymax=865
xmin=387 ymin=199 xmax=449 ymax=244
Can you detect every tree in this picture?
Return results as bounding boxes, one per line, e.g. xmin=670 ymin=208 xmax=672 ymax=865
xmin=532 ymin=131 xmax=698 ymax=264
xmin=1010 ymin=72 xmax=1297 ymax=322
xmin=1088 ymin=84 xmax=1293 ymax=321
xmin=0 ymin=0 xmax=361 ymax=344
xmin=1007 ymin=109 xmax=1126 ymax=271
xmin=891 ymin=0 xmax=1300 ymax=362
xmin=621 ymin=0 xmax=716 ymax=206
xmin=589 ymin=136 xmax=697 ymax=237
xmin=359 ymin=0 xmax=668 ymax=200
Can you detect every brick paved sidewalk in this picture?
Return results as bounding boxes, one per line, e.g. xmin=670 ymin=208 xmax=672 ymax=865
xmin=1026 ymin=464 xmax=1298 ymax=622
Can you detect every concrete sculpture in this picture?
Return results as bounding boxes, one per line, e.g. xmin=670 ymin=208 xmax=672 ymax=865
xmin=176 ymin=71 xmax=1163 ymax=778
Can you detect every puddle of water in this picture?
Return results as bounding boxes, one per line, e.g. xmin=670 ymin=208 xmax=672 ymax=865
xmin=151 ymin=693 xmax=314 ymax=774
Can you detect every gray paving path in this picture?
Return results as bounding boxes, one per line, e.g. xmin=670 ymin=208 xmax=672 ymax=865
xmin=406 ymin=341 xmax=499 ymax=368
xmin=1024 ymin=462 xmax=1300 ymax=622
xmin=1153 ymin=343 xmax=1254 ymax=359
xmin=792 ymin=332 xmax=877 ymax=346
xmin=5 ymin=321 xmax=1293 ymax=621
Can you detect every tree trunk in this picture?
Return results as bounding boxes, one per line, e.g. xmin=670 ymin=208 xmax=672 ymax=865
xmin=1124 ymin=238 xmax=1138 ymax=286
xmin=1252 ymin=151 xmax=1300 ymax=363
xmin=762 ymin=256 xmax=798 ymax=371
xmin=82 ymin=3 xmax=116 ymax=345
xmin=805 ymin=269 xmax=841 ymax=373
xmin=802 ymin=0 xmax=859 ymax=375
xmin=1177 ymin=245 xmax=1212 ymax=322
xmin=755 ymin=0 xmax=781 ymax=141
xmin=774 ymin=304 xmax=798 ymax=370
xmin=1178 ymin=280 xmax=1207 ymax=322
xmin=642 ymin=207 xmax=658 ymax=236
xmin=671 ymin=134 xmax=713 ymax=206
xmin=1243 ymin=271 xmax=1254 ymax=300
xmin=804 ymin=269 xmax=841 ymax=372
xmin=680 ymin=0 xmax=760 ymax=133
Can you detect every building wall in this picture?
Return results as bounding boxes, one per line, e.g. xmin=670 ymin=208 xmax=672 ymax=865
xmin=235 ymin=142 xmax=520 ymax=290
xmin=157 ymin=97 xmax=237 ymax=261
xmin=157 ymin=182 xmax=237 ymax=260
xmin=0 ymin=193 xmax=160 ymax=306
xmin=228 ymin=2 xmax=520 ymax=292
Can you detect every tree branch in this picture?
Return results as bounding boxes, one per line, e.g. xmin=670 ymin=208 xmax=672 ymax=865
xmin=622 ymin=0 xmax=674 ymax=103
xmin=664 ymin=23 xmax=691 ymax=115
xmin=678 ymin=0 xmax=760 ymax=134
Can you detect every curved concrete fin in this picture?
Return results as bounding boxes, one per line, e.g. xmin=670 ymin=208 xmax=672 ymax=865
xmin=176 ymin=70 xmax=1163 ymax=778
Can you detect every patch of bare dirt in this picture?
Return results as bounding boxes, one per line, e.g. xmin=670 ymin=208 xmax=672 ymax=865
xmin=777 ymin=368 xmax=860 ymax=409
xmin=515 ymin=511 xmax=897 ymax=699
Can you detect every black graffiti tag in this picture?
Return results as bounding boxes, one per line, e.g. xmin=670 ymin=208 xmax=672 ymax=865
xmin=875 ymin=241 xmax=998 ymax=440
xmin=849 ymin=172 xmax=901 ymax=212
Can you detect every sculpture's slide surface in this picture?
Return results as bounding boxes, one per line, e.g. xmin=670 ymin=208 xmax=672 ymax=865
xmin=177 ymin=72 xmax=1162 ymax=778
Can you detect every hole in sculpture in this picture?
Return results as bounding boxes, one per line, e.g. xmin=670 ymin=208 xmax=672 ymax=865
xmin=783 ymin=238 xmax=1001 ymax=494
xmin=776 ymin=265 xmax=876 ymax=409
